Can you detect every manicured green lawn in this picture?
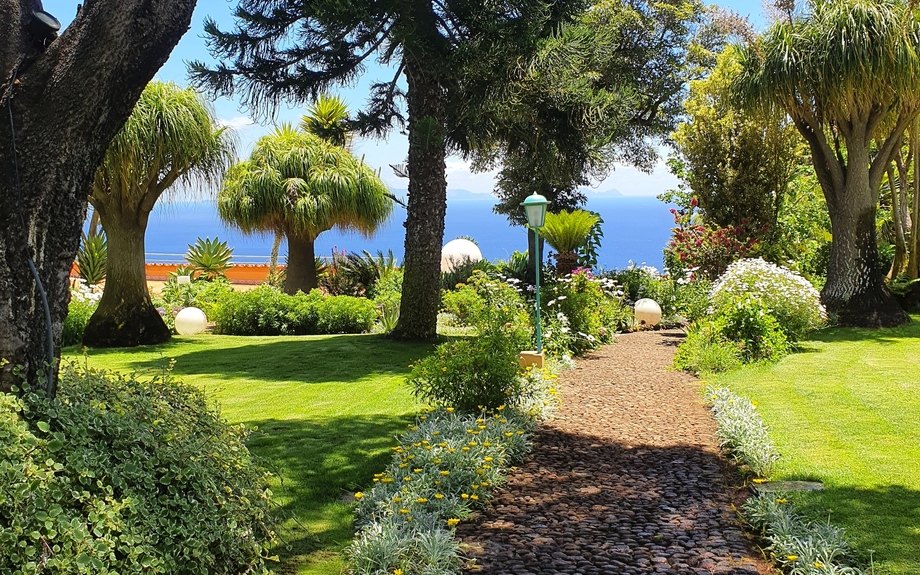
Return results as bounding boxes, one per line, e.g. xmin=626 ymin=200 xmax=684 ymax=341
xmin=63 ymin=334 xmax=434 ymax=575
xmin=711 ymin=317 xmax=920 ymax=574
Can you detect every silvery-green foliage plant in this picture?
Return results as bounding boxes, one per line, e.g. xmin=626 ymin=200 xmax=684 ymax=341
xmin=710 ymin=258 xmax=826 ymax=340
xmin=706 ymin=386 xmax=780 ymax=478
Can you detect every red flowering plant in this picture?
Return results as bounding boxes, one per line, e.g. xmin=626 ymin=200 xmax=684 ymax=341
xmin=663 ymin=198 xmax=764 ymax=281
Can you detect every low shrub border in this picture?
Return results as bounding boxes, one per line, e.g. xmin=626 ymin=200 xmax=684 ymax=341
xmin=345 ymin=363 xmax=563 ymax=575
xmin=704 ymin=385 xmax=867 ymax=575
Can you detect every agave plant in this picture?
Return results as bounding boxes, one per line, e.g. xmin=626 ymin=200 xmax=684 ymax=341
xmin=541 ymin=210 xmax=601 ymax=276
xmin=77 ymin=231 xmax=107 ymax=285
xmin=185 ymin=237 xmax=234 ymax=280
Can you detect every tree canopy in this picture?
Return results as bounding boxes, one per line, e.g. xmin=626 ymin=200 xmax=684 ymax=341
xmin=191 ymin=0 xmax=589 ymax=340
xmin=219 ymin=125 xmax=392 ymax=294
xmin=733 ymin=0 xmax=920 ymax=327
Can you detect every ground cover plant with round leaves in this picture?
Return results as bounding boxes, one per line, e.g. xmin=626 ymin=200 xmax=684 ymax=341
xmin=7 ymin=364 xmax=276 ymax=575
xmin=347 ymin=363 xmax=562 ymax=575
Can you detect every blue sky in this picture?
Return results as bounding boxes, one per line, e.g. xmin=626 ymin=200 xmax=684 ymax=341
xmin=43 ymin=0 xmax=768 ymax=197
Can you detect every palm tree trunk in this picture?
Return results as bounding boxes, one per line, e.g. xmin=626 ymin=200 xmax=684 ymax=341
xmin=820 ymin=143 xmax=908 ymax=327
xmin=888 ymin=163 xmax=908 ymax=279
xmin=269 ymin=231 xmax=283 ymax=273
xmin=82 ymin=211 xmax=170 ymax=347
xmin=390 ymin=56 xmax=447 ymax=341
xmin=909 ymin=126 xmax=920 ymax=279
xmin=285 ymin=234 xmax=317 ymax=295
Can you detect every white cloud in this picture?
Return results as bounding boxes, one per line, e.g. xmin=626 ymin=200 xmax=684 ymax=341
xmin=444 ymin=159 xmax=497 ymax=194
xmin=590 ymin=159 xmax=680 ymax=196
xmin=218 ymin=116 xmax=256 ymax=131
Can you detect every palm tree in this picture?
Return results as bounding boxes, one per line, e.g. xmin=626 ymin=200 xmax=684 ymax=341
xmin=300 ymin=94 xmax=352 ymax=148
xmin=541 ymin=210 xmax=600 ymax=276
xmin=219 ymin=125 xmax=392 ymax=294
xmin=82 ymin=81 xmax=235 ymax=347
xmin=732 ymin=0 xmax=919 ymax=327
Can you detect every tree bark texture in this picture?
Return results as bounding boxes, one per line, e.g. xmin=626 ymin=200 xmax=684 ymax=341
xmin=82 ymin=210 xmax=169 ymax=347
xmin=284 ymin=234 xmax=317 ymax=295
xmin=0 ymin=0 xmax=196 ymax=391
xmin=819 ymin=141 xmax=909 ymax=327
xmin=391 ymin=55 xmax=447 ymax=341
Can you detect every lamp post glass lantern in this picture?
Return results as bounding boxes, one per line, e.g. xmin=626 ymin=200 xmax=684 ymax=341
xmin=521 ymin=193 xmax=549 ymax=354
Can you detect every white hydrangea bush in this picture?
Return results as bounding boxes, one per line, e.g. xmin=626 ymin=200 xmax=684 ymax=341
xmin=710 ymin=258 xmax=826 ymax=341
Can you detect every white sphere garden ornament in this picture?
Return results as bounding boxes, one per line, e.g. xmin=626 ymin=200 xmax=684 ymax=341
xmin=440 ymin=238 xmax=482 ymax=272
xmin=175 ymin=307 xmax=208 ymax=335
xmin=634 ymin=298 xmax=662 ymax=327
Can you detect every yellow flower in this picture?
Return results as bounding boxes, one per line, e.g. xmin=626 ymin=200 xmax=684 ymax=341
xmin=468 ymin=441 xmax=478 ymax=446
xmin=433 ymin=459 xmax=442 ymax=464
xmin=440 ymin=470 xmax=450 ymax=476
xmin=516 ymin=431 xmax=524 ymax=435
xmin=382 ymin=477 xmax=394 ymax=483
xmin=446 ymin=518 xmax=460 ymax=527
xmin=373 ymin=478 xmax=380 ymax=482
xmin=434 ymin=493 xmax=444 ymax=499
xmin=416 ymin=497 xmax=428 ymax=503
xmin=448 ymin=448 xmax=456 ymax=453
xmin=354 ymin=492 xmax=364 ymax=499
xmin=775 ymin=498 xmax=787 ymax=503
xmin=414 ymin=468 xmax=423 ymax=473
xmin=399 ymin=508 xmax=410 ymax=514
xmin=483 ymin=441 xmax=491 ymax=447
xmin=484 ymin=457 xmax=493 ymax=462
xmin=393 ymin=497 xmax=402 ymax=502
xmin=404 ymin=477 xmax=412 ymax=482
xmin=504 ymin=432 xmax=514 ymax=437
xmin=461 ymin=493 xmax=469 ymax=499
xmin=462 ymin=447 xmax=470 ymax=452
xmin=815 ymin=562 xmax=824 ymax=568
xmin=471 ymin=484 xmax=479 ymax=490
xmin=786 ymin=555 xmax=798 ymax=561
xmin=478 ymin=425 xmax=486 ymax=430
xmin=752 ymin=478 xmax=766 ymax=484
xmin=399 ymin=463 xmax=408 ymax=469
xmin=394 ymin=570 xmax=404 ymax=575
xmin=470 ymin=494 xmax=479 ymax=500
xmin=496 ymin=405 xmax=505 ymax=411
xmin=446 ymin=407 xmax=454 ymax=413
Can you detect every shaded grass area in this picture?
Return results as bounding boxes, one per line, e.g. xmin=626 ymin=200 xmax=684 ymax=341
xmin=712 ymin=318 xmax=920 ymax=574
xmin=63 ymin=334 xmax=434 ymax=575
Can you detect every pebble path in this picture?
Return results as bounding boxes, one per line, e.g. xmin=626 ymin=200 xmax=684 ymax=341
xmin=457 ymin=330 xmax=771 ymax=574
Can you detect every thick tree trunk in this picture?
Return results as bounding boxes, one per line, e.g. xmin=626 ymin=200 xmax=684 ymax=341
xmin=82 ymin=213 xmax=170 ymax=347
xmin=821 ymin=145 xmax=909 ymax=327
xmin=0 ymin=0 xmax=196 ymax=392
xmin=391 ymin=56 xmax=447 ymax=341
xmin=285 ymin=234 xmax=317 ymax=295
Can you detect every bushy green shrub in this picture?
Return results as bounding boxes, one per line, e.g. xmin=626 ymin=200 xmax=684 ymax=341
xmin=673 ymin=320 xmax=743 ymax=375
xmin=159 ymin=276 xmax=235 ymax=320
xmin=5 ymin=365 xmax=274 ymax=575
xmin=411 ymin=272 xmax=532 ymax=411
xmin=213 ymin=285 xmax=374 ymax=335
xmin=711 ymin=258 xmax=826 ymax=341
xmin=62 ymin=282 xmax=103 ymax=347
xmin=704 ymin=385 xmax=780 ymax=478
xmin=542 ymin=269 xmax=627 ymax=355
xmin=718 ymin=296 xmax=790 ymax=362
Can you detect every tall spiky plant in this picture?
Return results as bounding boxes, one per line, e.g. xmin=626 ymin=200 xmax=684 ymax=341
xmin=299 ymin=94 xmax=351 ymax=149
xmin=84 ymin=81 xmax=235 ymax=347
xmin=732 ymin=0 xmax=920 ymax=327
xmin=219 ymin=125 xmax=392 ymax=294
xmin=541 ymin=210 xmax=601 ymax=276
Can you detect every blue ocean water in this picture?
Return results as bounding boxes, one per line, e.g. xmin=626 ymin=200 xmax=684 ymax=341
xmin=146 ymin=195 xmax=675 ymax=271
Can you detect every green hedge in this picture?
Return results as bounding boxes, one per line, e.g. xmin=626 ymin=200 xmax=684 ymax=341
xmin=3 ymin=365 xmax=274 ymax=575
xmin=213 ymin=285 xmax=376 ymax=335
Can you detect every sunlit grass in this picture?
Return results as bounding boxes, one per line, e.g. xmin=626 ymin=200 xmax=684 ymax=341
xmin=64 ymin=334 xmax=434 ymax=575
xmin=711 ymin=317 xmax=920 ymax=574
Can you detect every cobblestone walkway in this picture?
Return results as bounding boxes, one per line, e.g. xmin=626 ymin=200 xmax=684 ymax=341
xmin=456 ymin=330 xmax=771 ymax=574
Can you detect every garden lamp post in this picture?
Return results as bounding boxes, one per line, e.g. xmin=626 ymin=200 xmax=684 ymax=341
xmin=521 ymin=193 xmax=549 ymax=354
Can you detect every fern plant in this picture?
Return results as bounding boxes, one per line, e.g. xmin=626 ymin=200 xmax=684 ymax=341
xmin=541 ymin=210 xmax=600 ymax=276
xmin=185 ymin=237 xmax=234 ymax=280
xmin=76 ymin=231 xmax=107 ymax=285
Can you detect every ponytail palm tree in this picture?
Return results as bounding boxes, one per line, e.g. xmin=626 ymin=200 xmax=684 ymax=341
xmin=300 ymin=94 xmax=351 ymax=148
xmin=732 ymin=0 xmax=919 ymax=327
xmin=541 ymin=210 xmax=600 ymax=276
xmin=220 ymin=125 xmax=392 ymax=294
xmin=83 ymin=81 xmax=235 ymax=347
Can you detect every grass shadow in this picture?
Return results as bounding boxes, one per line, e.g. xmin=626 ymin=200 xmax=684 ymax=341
xmin=245 ymin=414 xmax=414 ymax=574
xmin=795 ymin=484 xmax=920 ymax=572
xmin=109 ymin=334 xmax=435 ymax=384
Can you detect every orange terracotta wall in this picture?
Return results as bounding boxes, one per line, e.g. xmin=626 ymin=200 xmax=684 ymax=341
xmin=71 ymin=262 xmax=279 ymax=285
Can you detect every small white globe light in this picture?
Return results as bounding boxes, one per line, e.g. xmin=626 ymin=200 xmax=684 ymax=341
xmin=634 ymin=298 xmax=662 ymax=327
xmin=174 ymin=307 xmax=208 ymax=335
xmin=440 ymin=238 xmax=483 ymax=272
